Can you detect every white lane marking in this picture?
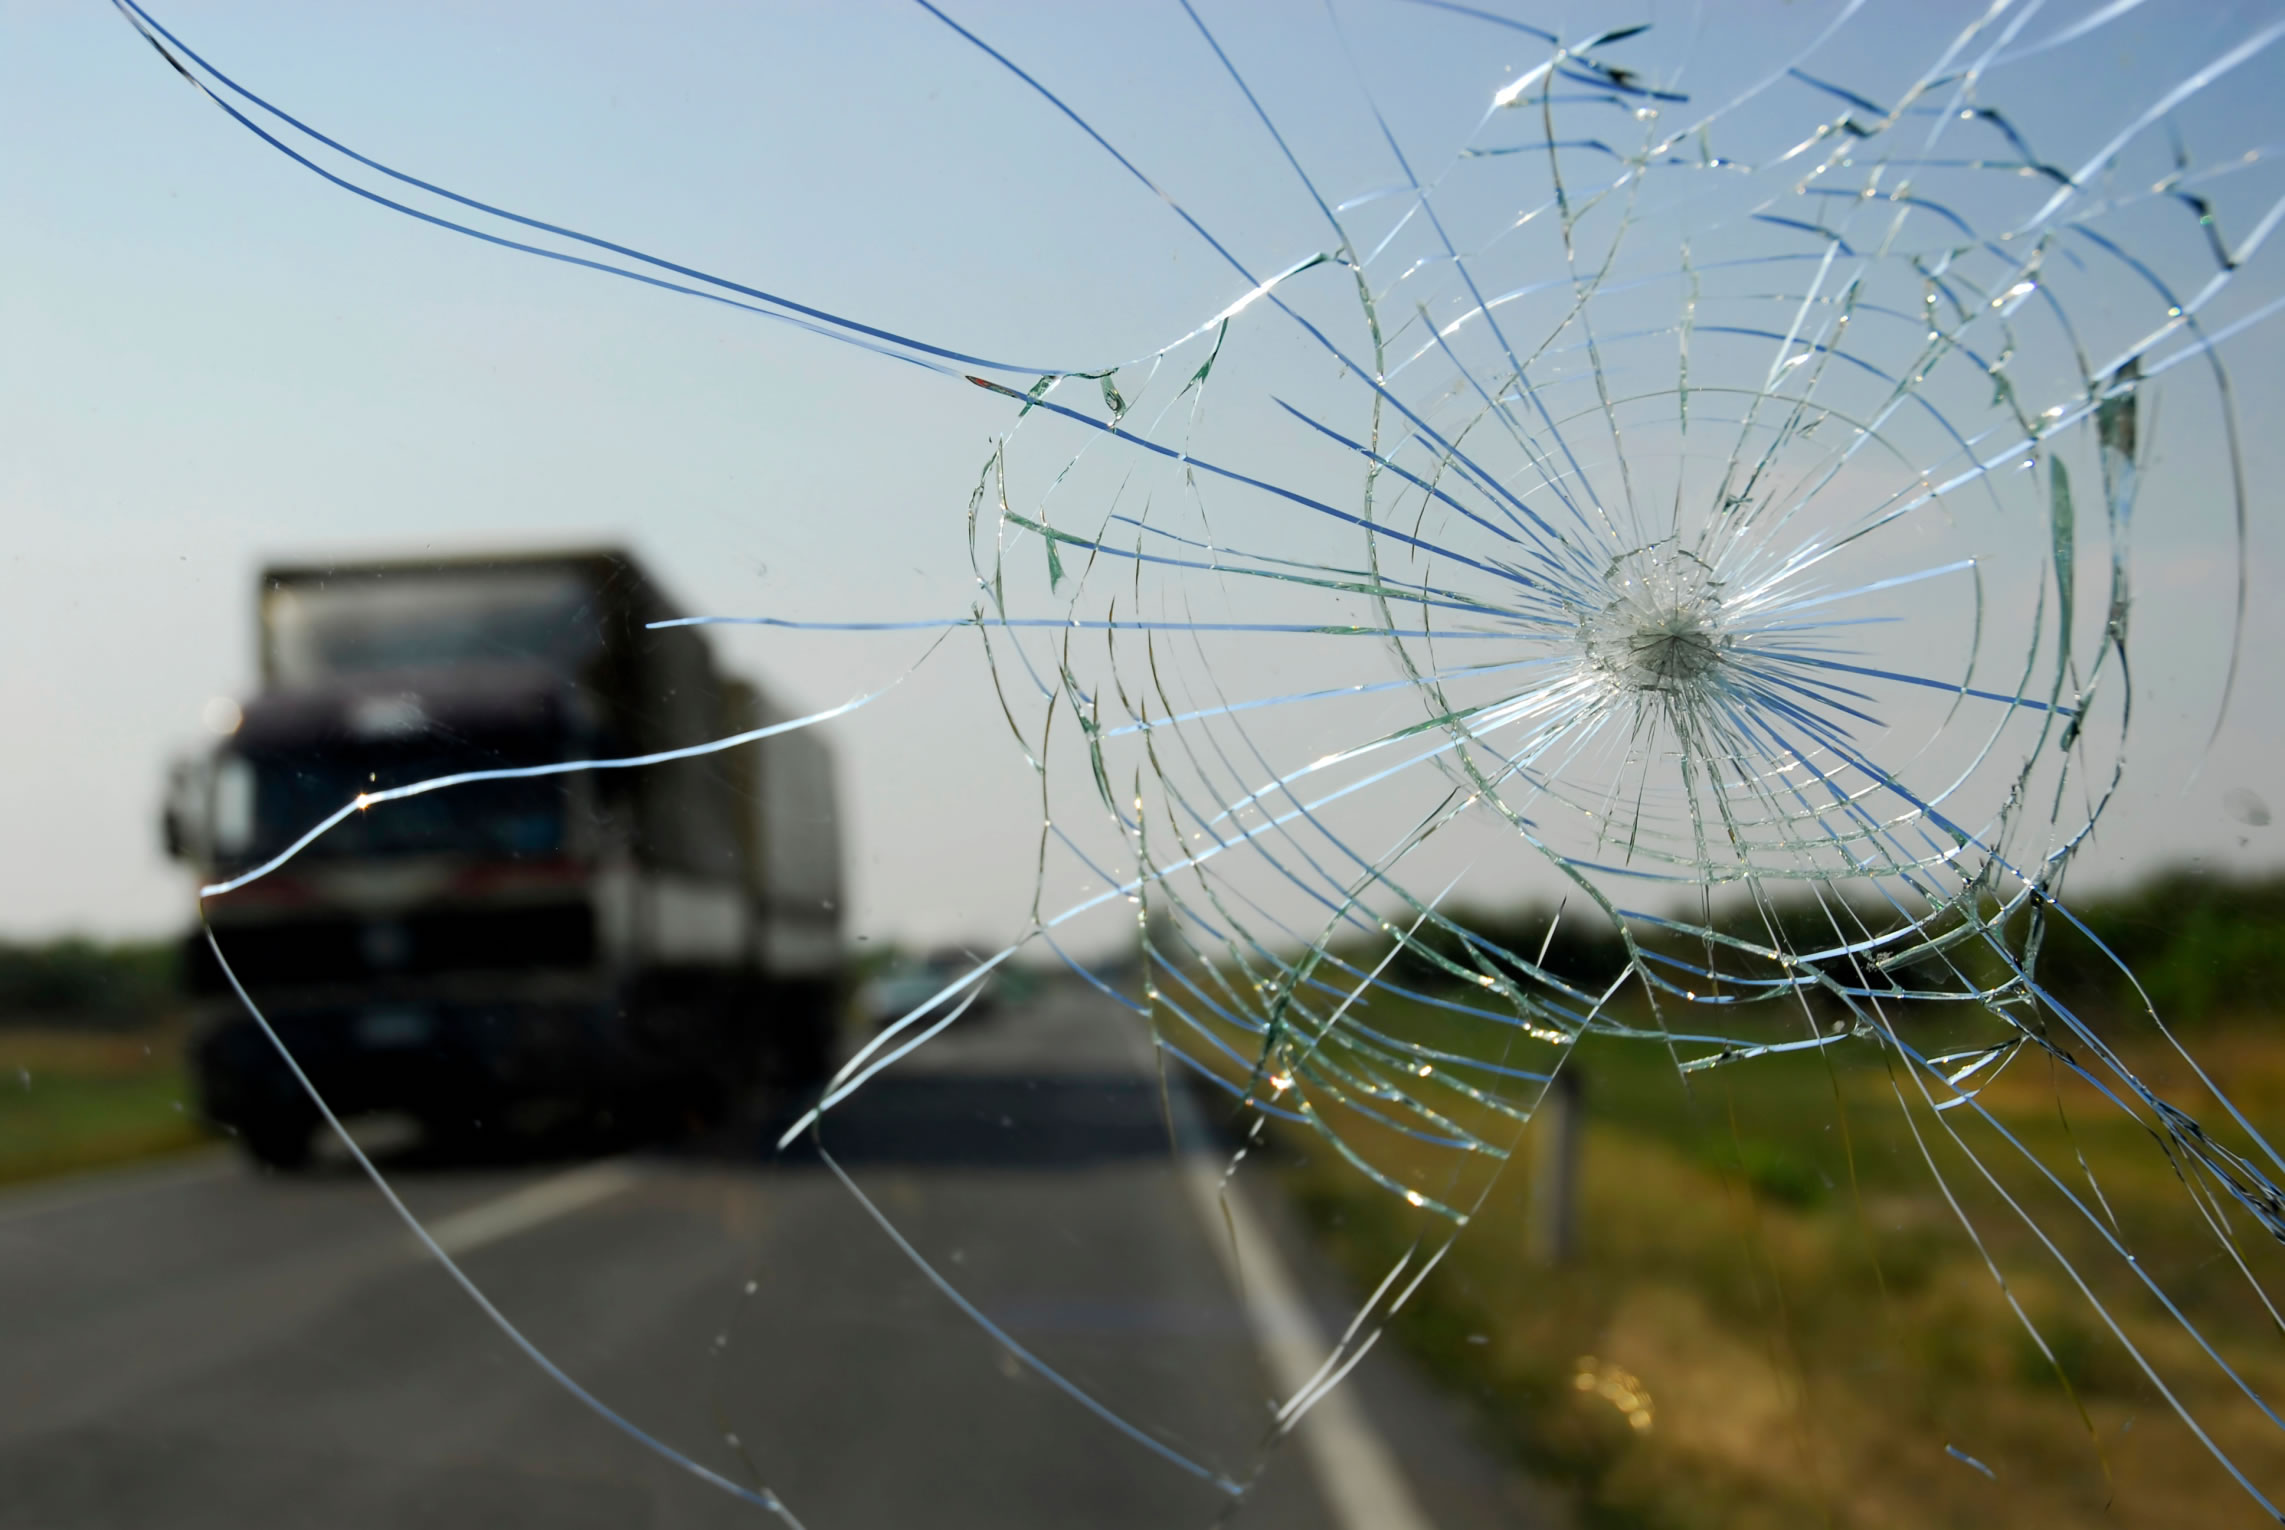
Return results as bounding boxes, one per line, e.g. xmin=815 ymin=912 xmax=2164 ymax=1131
xmin=1180 ymin=1162 xmax=1438 ymax=1530
xmin=423 ymin=1160 xmax=642 ymax=1258
xmin=0 ymin=1147 xmax=232 ymax=1228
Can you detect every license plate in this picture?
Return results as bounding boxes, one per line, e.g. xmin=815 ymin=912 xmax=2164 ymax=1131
xmin=357 ymin=1008 xmax=434 ymax=1048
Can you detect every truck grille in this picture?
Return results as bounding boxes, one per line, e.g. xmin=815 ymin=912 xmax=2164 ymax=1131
xmin=189 ymin=903 xmax=597 ymax=992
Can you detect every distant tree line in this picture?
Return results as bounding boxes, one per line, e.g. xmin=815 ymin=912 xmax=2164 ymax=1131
xmin=1373 ymin=868 xmax=2285 ymax=1026
xmin=0 ymin=939 xmax=181 ymax=1027
xmin=5 ymin=868 xmax=2278 ymax=1029
xmin=2039 ymin=869 xmax=2285 ymax=1024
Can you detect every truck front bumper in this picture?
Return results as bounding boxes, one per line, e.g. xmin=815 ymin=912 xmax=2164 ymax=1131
xmin=191 ymin=991 xmax=631 ymax=1131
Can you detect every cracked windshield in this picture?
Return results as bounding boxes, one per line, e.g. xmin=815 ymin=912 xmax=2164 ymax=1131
xmin=8 ymin=2 xmax=2285 ymax=1525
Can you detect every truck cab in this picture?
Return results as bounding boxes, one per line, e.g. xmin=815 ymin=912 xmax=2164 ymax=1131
xmin=165 ymin=550 xmax=843 ymax=1167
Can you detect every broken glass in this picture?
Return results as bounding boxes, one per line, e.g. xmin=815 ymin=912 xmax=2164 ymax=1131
xmin=105 ymin=0 xmax=2285 ymax=1521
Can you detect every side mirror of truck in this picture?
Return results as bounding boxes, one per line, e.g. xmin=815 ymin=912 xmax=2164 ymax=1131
xmin=161 ymin=754 xmax=212 ymax=865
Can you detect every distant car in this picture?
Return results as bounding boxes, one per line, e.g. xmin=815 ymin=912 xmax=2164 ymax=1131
xmin=861 ymin=950 xmax=994 ymax=1032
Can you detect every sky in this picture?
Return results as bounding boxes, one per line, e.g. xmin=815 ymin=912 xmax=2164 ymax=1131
xmin=5 ymin=0 xmax=2284 ymax=954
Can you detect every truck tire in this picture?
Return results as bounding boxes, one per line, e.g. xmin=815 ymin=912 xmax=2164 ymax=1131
xmin=239 ymin=1111 xmax=314 ymax=1172
xmin=777 ymin=982 xmax=842 ymax=1092
xmin=779 ymin=1026 xmax=829 ymax=1095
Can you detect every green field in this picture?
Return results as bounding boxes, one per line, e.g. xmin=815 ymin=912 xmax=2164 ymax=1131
xmin=0 ymin=1026 xmax=207 ymax=1188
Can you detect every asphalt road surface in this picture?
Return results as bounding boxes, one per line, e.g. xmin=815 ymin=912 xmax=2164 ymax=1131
xmin=0 ymin=978 xmax=1551 ymax=1529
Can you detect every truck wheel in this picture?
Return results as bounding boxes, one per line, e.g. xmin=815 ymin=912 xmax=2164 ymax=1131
xmin=240 ymin=1112 xmax=314 ymax=1172
xmin=780 ymin=1007 xmax=837 ymax=1093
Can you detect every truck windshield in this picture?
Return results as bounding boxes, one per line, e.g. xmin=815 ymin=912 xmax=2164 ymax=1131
xmin=229 ymin=750 xmax=572 ymax=863
xmin=263 ymin=569 xmax=600 ymax=686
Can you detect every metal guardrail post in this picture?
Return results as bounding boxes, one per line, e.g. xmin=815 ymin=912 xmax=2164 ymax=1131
xmin=1527 ymin=1066 xmax=1583 ymax=1266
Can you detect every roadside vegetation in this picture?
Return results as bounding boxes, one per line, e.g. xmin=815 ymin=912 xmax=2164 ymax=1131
xmin=5 ymin=875 xmax=2283 ymax=1525
xmin=1259 ymin=871 xmax=2285 ymax=1528
xmin=0 ymin=936 xmax=180 ymax=1023
xmin=0 ymin=938 xmax=205 ymax=1186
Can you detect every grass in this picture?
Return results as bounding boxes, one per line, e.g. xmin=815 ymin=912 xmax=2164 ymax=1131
xmin=1256 ymin=996 xmax=2285 ymax=1529
xmin=0 ymin=1025 xmax=208 ymax=1188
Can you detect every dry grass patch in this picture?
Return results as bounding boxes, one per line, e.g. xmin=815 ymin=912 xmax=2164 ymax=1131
xmin=1270 ymin=1012 xmax=2285 ymax=1528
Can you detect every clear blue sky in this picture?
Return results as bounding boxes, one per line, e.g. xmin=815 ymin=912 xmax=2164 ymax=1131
xmin=5 ymin=0 xmax=2283 ymax=950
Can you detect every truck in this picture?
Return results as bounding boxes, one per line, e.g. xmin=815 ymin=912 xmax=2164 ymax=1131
xmin=161 ymin=548 xmax=843 ymax=1168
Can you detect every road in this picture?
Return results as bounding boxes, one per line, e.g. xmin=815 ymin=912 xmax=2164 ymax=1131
xmin=0 ymin=978 xmax=1549 ymax=1529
